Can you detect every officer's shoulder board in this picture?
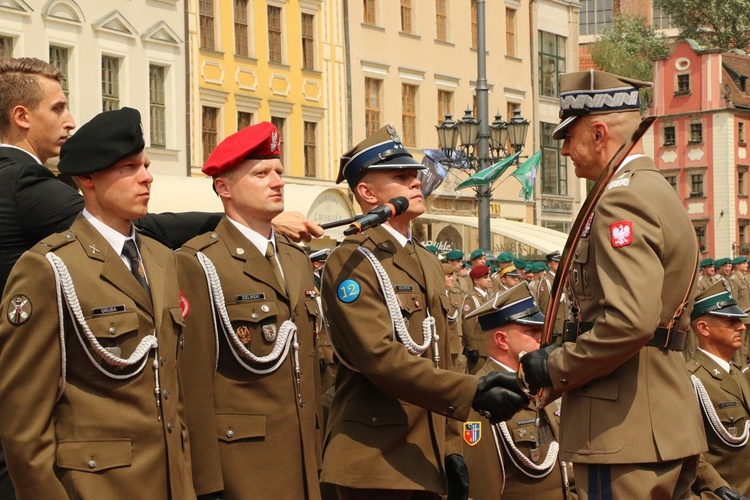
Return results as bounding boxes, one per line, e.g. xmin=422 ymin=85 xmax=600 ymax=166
xmin=606 ymin=169 xmax=637 ymax=190
xmin=181 ymin=231 xmax=221 ymax=253
xmin=32 ymin=231 xmax=77 ymax=254
xmin=277 ymin=234 xmax=307 ymax=255
xmin=686 ymin=359 xmax=701 ymax=374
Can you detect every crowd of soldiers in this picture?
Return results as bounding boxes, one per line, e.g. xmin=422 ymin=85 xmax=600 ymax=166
xmin=1 ymin=55 xmax=749 ymax=500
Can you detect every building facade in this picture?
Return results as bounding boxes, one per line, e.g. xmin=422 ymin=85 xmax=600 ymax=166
xmin=650 ymin=39 xmax=750 ymax=258
xmin=0 ymin=0 xmax=188 ymax=175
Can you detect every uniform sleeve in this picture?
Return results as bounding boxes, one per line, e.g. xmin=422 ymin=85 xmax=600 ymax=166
xmin=0 ymin=251 xmax=68 ymax=497
xmin=15 ymin=162 xmax=83 ymax=240
xmin=461 ymin=296 xmax=480 ymax=353
xmin=692 ymin=453 xmax=730 ymax=496
xmin=322 ymin=246 xmax=477 ymax=421
xmin=175 ymin=250 xmax=225 ymax=495
xmin=548 ymin=186 xmax=664 ymax=391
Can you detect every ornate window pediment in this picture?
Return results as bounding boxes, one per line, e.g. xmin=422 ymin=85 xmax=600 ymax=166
xmin=142 ymin=21 xmax=182 ymax=46
xmin=93 ymin=10 xmax=138 ymax=38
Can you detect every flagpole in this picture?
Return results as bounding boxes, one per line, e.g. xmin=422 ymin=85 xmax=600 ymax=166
xmin=476 ymin=0 xmax=491 ymax=254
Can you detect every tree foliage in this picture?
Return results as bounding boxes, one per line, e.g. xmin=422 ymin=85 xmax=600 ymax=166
xmin=654 ymin=0 xmax=750 ymax=50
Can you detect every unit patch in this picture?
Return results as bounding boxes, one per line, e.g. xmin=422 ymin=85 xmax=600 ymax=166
xmin=337 ymin=279 xmax=360 ymax=303
xmin=179 ymin=292 xmax=190 ymax=318
xmin=463 ymin=421 xmax=482 ymax=446
xmin=7 ymin=294 xmax=32 ymax=325
xmin=610 ymin=221 xmax=633 ymax=248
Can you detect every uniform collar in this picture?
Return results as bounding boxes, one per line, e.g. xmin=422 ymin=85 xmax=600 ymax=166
xmin=614 ymin=153 xmax=646 ymax=174
xmin=381 ymin=222 xmax=411 ymax=248
xmin=697 ymin=348 xmax=731 ymax=374
xmin=226 ymin=215 xmax=277 ymax=256
xmin=82 ymin=208 xmax=136 ymax=256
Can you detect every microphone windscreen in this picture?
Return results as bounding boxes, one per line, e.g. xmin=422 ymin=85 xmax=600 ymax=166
xmin=389 ymin=196 xmax=409 ymax=216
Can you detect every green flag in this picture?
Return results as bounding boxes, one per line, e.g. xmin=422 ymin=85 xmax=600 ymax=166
xmin=456 ymin=151 xmax=520 ymax=190
xmin=510 ymin=150 xmax=542 ymax=201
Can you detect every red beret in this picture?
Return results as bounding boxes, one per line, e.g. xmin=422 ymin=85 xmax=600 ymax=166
xmin=202 ymin=121 xmax=281 ymax=176
xmin=469 ymin=265 xmax=490 ymax=280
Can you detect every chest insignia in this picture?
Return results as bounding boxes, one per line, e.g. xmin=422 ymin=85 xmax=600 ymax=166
xmin=237 ymin=293 xmax=265 ymax=302
xmin=180 ymin=292 xmax=190 ymax=318
xmin=463 ymin=421 xmax=481 ymax=446
xmin=262 ymin=324 xmax=277 ymax=342
xmin=236 ymin=325 xmax=251 ymax=345
xmin=581 ymin=212 xmax=595 ymax=238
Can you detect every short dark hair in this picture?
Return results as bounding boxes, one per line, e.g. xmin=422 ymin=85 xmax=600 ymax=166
xmin=0 ymin=57 xmax=65 ymax=134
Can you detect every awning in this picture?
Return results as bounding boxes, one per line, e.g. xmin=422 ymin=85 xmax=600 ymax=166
xmin=148 ymin=174 xmax=356 ymax=241
xmin=416 ymin=213 xmax=568 ymax=254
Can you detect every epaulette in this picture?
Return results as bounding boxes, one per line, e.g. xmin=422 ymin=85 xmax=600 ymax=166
xmin=277 ymin=234 xmax=306 ymax=255
xmin=686 ymin=359 xmax=701 ymax=374
xmin=31 ymin=231 xmax=77 ymax=254
xmin=342 ymin=232 xmax=368 ymax=245
xmin=606 ymin=170 xmax=636 ymax=190
xmin=181 ymin=231 xmax=221 ymax=253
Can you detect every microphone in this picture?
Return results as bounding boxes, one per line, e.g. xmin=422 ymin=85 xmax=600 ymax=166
xmin=343 ymin=197 xmax=409 ymax=236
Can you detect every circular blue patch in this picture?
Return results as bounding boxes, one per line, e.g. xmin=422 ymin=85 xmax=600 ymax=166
xmin=337 ymin=279 xmax=360 ymax=303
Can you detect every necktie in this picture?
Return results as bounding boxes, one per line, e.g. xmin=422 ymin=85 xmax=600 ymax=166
xmin=122 ymin=239 xmax=151 ymax=296
xmin=265 ymin=242 xmax=286 ymax=291
xmin=406 ymin=240 xmax=420 ymax=265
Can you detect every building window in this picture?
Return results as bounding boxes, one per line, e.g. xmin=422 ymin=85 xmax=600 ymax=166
xmin=402 ymin=84 xmax=417 ymax=147
xmin=0 ymin=35 xmax=12 ymax=57
xmin=676 ymin=74 xmax=690 ymax=95
xmin=234 ymin=0 xmax=249 ymax=56
xmin=363 ymin=0 xmax=376 ymax=25
xmin=663 ymin=125 xmax=676 ymax=146
xmin=739 ymin=121 xmax=746 ymax=145
xmin=365 ymin=77 xmax=382 ymax=137
xmin=437 ymin=90 xmax=453 ymax=125
xmin=268 ymin=6 xmax=282 ymax=64
xmin=689 ymin=122 xmax=703 ymax=144
xmin=690 ymin=173 xmax=704 ymax=197
xmin=470 ymin=0 xmax=478 ymax=49
xmin=401 ymin=0 xmax=413 ymax=33
xmin=652 ymin=6 xmax=673 ymax=30
xmin=436 ymin=0 xmax=447 ymax=41
xmin=301 ymin=13 xmax=315 ymax=70
xmin=506 ymin=9 xmax=516 ymax=57
xmin=238 ymin=111 xmax=253 ymax=130
xmin=49 ymin=46 xmax=70 ymax=101
xmin=579 ymin=0 xmax=613 ymax=36
xmin=202 ymin=106 xmax=218 ymax=163
xmin=304 ymin=121 xmax=317 ymax=178
xmin=541 ymin=123 xmax=568 ymax=196
xmin=739 ymin=222 xmax=749 ymax=253
xmin=539 ymin=31 xmax=567 ymax=98
xmin=148 ymin=65 xmax=166 ymax=148
xmin=739 ymin=167 xmax=748 ymax=196
xmin=200 ymin=0 xmax=215 ymax=50
xmin=101 ymin=56 xmax=119 ymax=111
xmin=694 ymin=224 xmax=706 ymax=252
xmin=271 ymin=116 xmax=285 ymax=164
xmin=664 ymin=174 xmax=677 ymax=190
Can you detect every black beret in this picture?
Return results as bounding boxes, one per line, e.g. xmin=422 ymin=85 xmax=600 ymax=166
xmin=58 ymin=107 xmax=144 ymax=175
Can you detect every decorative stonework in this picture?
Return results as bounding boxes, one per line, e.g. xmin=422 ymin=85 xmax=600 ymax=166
xmin=42 ymin=0 xmax=84 ymax=24
xmin=303 ymin=79 xmax=321 ymax=101
xmin=236 ymin=68 xmax=257 ymax=91
xmin=687 ymin=148 xmax=704 ymax=161
xmin=141 ymin=21 xmax=182 ymax=46
xmin=660 ymin=150 xmax=678 ymax=163
xmin=687 ymin=202 xmax=705 ymax=214
xmin=741 ymin=200 xmax=748 ymax=216
xmin=739 ymin=147 xmax=747 ymax=160
xmin=270 ymin=74 xmax=290 ymax=96
xmin=201 ymin=61 xmax=224 ymax=85
xmin=92 ymin=10 xmax=138 ymax=38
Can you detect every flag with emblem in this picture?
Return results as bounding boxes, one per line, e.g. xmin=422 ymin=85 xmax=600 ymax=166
xmin=511 ymin=150 xmax=542 ymax=202
xmin=463 ymin=421 xmax=481 ymax=446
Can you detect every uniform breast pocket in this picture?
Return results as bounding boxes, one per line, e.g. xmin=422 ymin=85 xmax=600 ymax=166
xmin=87 ymin=311 xmax=140 ymax=345
xmin=56 ymin=439 xmax=132 ymax=472
xmin=216 ymin=413 xmax=266 ymax=443
xmin=169 ymin=306 xmax=186 ymax=353
xmin=716 ymin=403 xmax=747 ymax=434
xmin=571 ymin=239 xmax=594 ymax=300
xmin=505 ymin=417 xmax=538 ymax=452
xmin=225 ymin=302 xmax=280 ymax=356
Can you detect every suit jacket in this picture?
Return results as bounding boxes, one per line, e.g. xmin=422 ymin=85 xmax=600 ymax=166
xmin=176 ymin=217 xmax=322 ymax=499
xmin=0 ymin=216 xmax=194 ymax=499
xmin=687 ymin=351 xmax=750 ymax=496
xmin=547 ymin=156 xmax=706 ymax=463
xmin=463 ymin=360 xmax=574 ymax=500
xmin=320 ymin=225 xmax=477 ymax=494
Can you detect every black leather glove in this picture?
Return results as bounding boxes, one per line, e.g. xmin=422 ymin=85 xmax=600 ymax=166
xmin=197 ymin=492 xmax=223 ymax=500
xmin=715 ymin=486 xmax=747 ymax=500
xmin=519 ymin=344 xmax=559 ymax=393
xmin=472 ymin=371 xmax=527 ymax=423
xmin=444 ymin=453 xmax=469 ymax=500
xmin=465 ymin=349 xmax=480 ymax=366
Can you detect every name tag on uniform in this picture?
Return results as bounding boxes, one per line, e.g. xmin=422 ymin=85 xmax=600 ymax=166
xmin=719 ymin=401 xmax=738 ymax=408
xmin=237 ymin=293 xmax=265 ymax=302
xmin=395 ymin=285 xmax=414 ymax=292
xmin=92 ymin=305 xmax=126 ymax=317
xmin=516 ymin=418 xmax=535 ymax=426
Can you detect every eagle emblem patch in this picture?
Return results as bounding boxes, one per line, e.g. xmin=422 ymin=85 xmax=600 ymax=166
xmin=463 ymin=421 xmax=481 ymax=446
xmin=610 ymin=221 xmax=633 ymax=248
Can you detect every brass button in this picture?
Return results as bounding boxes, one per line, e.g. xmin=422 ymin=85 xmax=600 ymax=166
xmin=163 ymin=389 xmax=170 ymax=400
xmin=261 ymin=305 xmax=270 ymax=313
xmin=226 ymin=429 xmax=235 ymax=438
xmin=167 ymin=423 xmax=173 ymax=432
xmin=88 ymin=459 xmax=97 ymax=468
xmin=211 ymin=232 xmax=218 ymax=238
xmin=371 ymin=417 xmax=378 ymax=424
xmin=109 ymin=326 xmax=116 ymax=335
xmin=447 ymin=406 xmax=455 ymax=414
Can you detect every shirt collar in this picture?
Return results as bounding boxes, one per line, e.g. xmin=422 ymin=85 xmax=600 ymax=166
xmin=488 ymin=356 xmax=515 ymax=373
xmin=382 ymin=223 xmax=411 ymax=248
xmin=698 ymin=348 xmax=731 ymax=374
xmin=82 ymin=209 xmax=135 ymax=255
xmin=614 ymin=154 xmax=646 ymax=174
xmin=227 ymin=216 xmax=276 ymax=256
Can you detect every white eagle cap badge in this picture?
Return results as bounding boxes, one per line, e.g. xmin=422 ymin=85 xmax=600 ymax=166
xmin=270 ymin=130 xmax=279 ymax=153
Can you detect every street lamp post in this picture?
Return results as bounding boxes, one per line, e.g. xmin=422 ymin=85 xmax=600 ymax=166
xmin=435 ymin=0 xmax=529 ymax=255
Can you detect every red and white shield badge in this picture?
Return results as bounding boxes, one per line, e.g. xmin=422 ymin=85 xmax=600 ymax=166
xmin=463 ymin=421 xmax=481 ymax=446
xmin=610 ymin=221 xmax=633 ymax=248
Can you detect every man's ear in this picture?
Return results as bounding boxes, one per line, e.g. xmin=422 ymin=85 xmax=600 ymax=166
xmin=494 ymin=329 xmax=510 ymax=351
xmin=213 ymin=176 xmax=231 ymax=199
xmin=592 ymin=121 xmax=609 ymax=150
xmin=75 ymin=174 xmax=95 ymax=190
xmin=10 ymin=105 xmax=31 ymax=131
xmin=356 ymin=181 xmax=378 ymax=206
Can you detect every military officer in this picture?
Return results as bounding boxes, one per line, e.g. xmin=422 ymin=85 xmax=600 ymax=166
xmin=446 ymin=250 xmax=471 ymax=297
xmin=538 ymin=251 xmax=568 ymax=341
xmin=729 ymin=256 xmax=750 ymax=368
xmin=463 ymin=284 xmax=575 ymax=500
xmin=444 ymin=263 xmax=468 ymax=373
xmin=0 ymin=108 xmax=194 ymax=498
xmin=520 ymin=70 xmax=707 ymax=498
xmin=319 ymin=125 xmax=527 ymax=499
xmin=462 ymin=264 xmax=494 ymax=374
xmin=496 ymin=266 xmax=523 ymax=291
xmin=462 ymin=249 xmax=487 ymax=291
xmin=696 ymin=258 xmax=717 ymax=293
xmin=716 ymin=258 xmax=734 ymax=284
xmin=687 ymin=281 xmax=750 ymax=497
xmin=491 ymin=251 xmax=515 ymax=291
xmin=175 ymin=122 xmax=322 ymax=499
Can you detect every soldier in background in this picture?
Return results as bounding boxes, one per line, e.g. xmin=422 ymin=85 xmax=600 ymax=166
xmin=462 ymin=249 xmax=487 ymax=291
xmin=687 ymin=281 xmax=750 ymax=498
xmin=496 ymin=266 xmax=523 ymax=291
xmin=491 ymin=251 xmax=515 ymax=291
xmin=729 ymin=256 xmax=750 ymax=368
xmin=463 ymin=284 xmax=575 ymax=500
xmin=463 ymin=264 xmax=494 ymax=374
xmin=446 ymin=249 xmax=471 ymax=297
xmin=696 ymin=258 xmax=717 ymax=293
xmin=444 ymin=263 xmax=467 ymax=374
xmin=716 ymin=258 xmax=734 ymax=284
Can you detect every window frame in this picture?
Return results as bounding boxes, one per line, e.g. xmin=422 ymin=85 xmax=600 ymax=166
xmin=365 ymin=77 xmax=382 ymax=137
xmin=202 ymin=106 xmax=219 ymax=164
xmin=101 ymin=55 xmax=120 ymax=112
xmin=148 ymin=64 xmax=167 ymax=148
xmin=301 ymin=12 xmax=315 ymax=70
xmin=435 ymin=0 xmax=447 ymax=42
xmin=663 ymin=124 xmax=676 ymax=147
xmin=268 ymin=5 xmax=283 ymax=64
xmin=234 ymin=0 xmax=249 ymax=57
xmin=505 ymin=8 xmax=516 ymax=57
xmin=539 ymin=31 xmax=567 ymax=98
xmin=199 ymin=0 xmax=216 ymax=50
xmin=401 ymin=83 xmax=418 ymax=147
xmin=303 ymin=121 xmax=317 ymax=178
xmin=689 ymin=122 xmax=703 ymax=144
xmin=540 ymin=122 xmax=568 ymax=196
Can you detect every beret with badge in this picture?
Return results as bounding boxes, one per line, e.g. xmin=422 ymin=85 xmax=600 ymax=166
xmin=699 ymin=258 xmax=714 ymax=268
xmin=203 ymin=121 xmax=281 ymax=176
xmin=513 ymin=258 xmax=526 ymax=271
xmin=337 ymin=125 xmax=425 ymax=189
xmin=469 ymin=249 xmax=485 ymax=261
xmin=445 ymin=250 xmax=464 ymax=262
xmin=552 ymin=70 xmax=652 ymax=140
xmin=691 ymin=281 xmax=747 ymax=321
xmin=465 ymin=282 xmax=545 ymax=332
xmin=497 ymin=251 xmax=514 ymax=264
xmin=59 ymin=107 xmax=144 ymax=175
xmin=469 ymin=265 xmax=490 ymax=280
